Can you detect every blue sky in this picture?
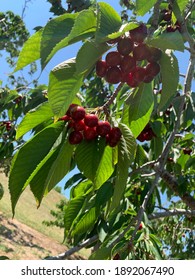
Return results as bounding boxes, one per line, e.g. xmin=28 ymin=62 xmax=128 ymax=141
xmin=1 ymin=1 xmax=194 ymax=197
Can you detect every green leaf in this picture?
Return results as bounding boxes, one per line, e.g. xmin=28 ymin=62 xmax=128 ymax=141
xmin=95 ymin=2 xmax=122 ymax=41
xmin=147 ymin=31 xmax=185 ymax=52
xmin=64 ymin=196 xmax=86 ymax=230
xmin=14 ymin=29 xmax=42 ymax=72
xmin=9 ymin=122 xmax=64 ymax=215
xmin=76 ymin=40 xmax=109 ymax=74
xmin=126 ymin=83 xmax=154 ymax=138
xmin=41 ymin=10 xmax=97 ymax=69
xmin=75 ymin=138 xmax=105 ymax=182
xmin=29 ymin=139 xmax=74 ymax=206
xmin=110 ymin=124 xmax=136 ymax=212
xmin=16 ymin=102 xmax=53 ymax=139
xmin=95 ymin=182 xmax=113 ymax=207
xmin=48 ymin=58 xmax=83 ymax=118
xmin=89 ymin=247 xmax=111 ymax=260
xmin=71 ymin=180 xmax=93 ymax=198
xmin=72 ymin=207 xmax=99 ymax=236
xmin=158 ymin=51 xmax=179 ymax=111
xmin=94 ymin=146 xmax=114 ymax=189
xmin=136 ymin=0 xmax=156 ymax=16
xmin=44 ymin=141 xmax=74 ymax=194
xmin=40 ymin=13 xmax=77 ymax=69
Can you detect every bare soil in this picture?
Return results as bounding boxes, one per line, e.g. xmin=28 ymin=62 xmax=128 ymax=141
xmin=0 ymin=212 xmax=84 ymax=260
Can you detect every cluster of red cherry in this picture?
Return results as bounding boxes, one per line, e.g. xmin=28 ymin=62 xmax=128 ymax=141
xmin=59 ymin=104 xmax=122 ymax=147
xmin=0 ymin=121 xmax=12 ymax=131
xmin=137 ymin=123 xmax=156 ymax=142
xmin=96 ymin=24 xmax=162 ymax=87
xmin=160 ymin=5 xmax=181 ymax=33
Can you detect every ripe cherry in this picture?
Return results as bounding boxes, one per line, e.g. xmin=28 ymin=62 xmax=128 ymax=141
xmin=145 ymin=62 xmax=160 ymax=77
xmin=117 ymin=37 xmax=134 ymax=56
xmin=109 ymin=127 xmax=122 ymax=142
xmin=133 ymin=43 xmax=150 ymax=61
xmin=147 ymin=47 xmax=162 ymax=63
xmin=138 ymin=223 xmax=143 ymax=230
xmin=71 ymin=106 xmax=86 ymax=121
xmin=105 ymin=51 xmax=122 ymax=67
xmin=59 ymin=115 xmax=71 ymax=122
xmin=105 ymin=66 xmax=122 ymax=84
xmin=73 ymin=120 xmax=86 ymax=131
xmin=163 ymin=11 xmax=172 ymax=22
xmin=84 ymin=126 xmax=97 ymax=140
xmin=69 ymin=131 xmax=83 ymax=145
xmin=183 ymin=148 xmax=192 ymax=155
xmin=133 ymin=67 xmax=146 ymax=82
xmin=84 ymin=114 xmax=99 ymax=127
xmin=129 ymin=24 xmax=148 ymax=43
xmin=126 ymin=72 xmax=140 ymax=88
xmin=96 ymin=121 xmax=111 ymax=137
xmin=120 ymin=55 xmax=136 ymax=73
xmin=96 ymin=60 xmax=108 ymax=77
xmin=66 ymin=104 xmax=78 ymax=117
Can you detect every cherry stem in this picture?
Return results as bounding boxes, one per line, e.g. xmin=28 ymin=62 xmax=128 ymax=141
xmin=99 ymin=82 xmax=124 ymax=114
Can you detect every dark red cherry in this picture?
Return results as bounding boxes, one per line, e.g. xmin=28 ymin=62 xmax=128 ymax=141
xmin=84 ymin=114 xmax=99 ymax=127
xmin=106 ymin=51 xmax=122 ymax=67
xmin=96 ymin=121 xmax=111 ymax=137
xmin=71 ymin=106 xmax=86 ymax=121
xmin=129 ymin=24 xmax=148 ymax=43
xmin=84 ymin=126 xmax=97 ymax=140
xmin=69 ymin=131 xmax=83 ymax=144
xmin=96 ymin=60 xmax=108 ymax=77
xmin=117 ymin=37 xmax=134 ymax=56
xmin=120 ymin=55 xmax=136 ymax=73
xmin=105 ymin=67 xmax=122 ymax=84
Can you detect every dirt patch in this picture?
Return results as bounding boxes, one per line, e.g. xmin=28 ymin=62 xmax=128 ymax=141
xmin=0 ymin=213 xmax=84 ymax=260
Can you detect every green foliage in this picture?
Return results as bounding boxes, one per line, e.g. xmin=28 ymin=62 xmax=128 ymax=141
xmin=3 ymin=0 xmax=195 ymax=260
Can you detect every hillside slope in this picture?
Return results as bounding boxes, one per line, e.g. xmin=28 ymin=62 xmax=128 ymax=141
xmin=0 ymin=173 xmax=86 ymax=260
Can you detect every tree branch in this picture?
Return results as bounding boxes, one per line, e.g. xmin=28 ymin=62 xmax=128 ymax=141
xmin=149 ymin=209 xmax=195 ymax=220
xmin=45 ymin=235 xmax=98 ymax=260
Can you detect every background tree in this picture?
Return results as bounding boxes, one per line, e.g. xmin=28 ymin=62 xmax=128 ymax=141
xmin=2 ymin=0 xmax=195 ymax=260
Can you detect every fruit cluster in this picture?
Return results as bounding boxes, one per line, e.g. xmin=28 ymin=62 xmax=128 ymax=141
xmin=160 ymin=5 xmax=181 ymax=33
xmin=96 ymin=24 xmax=161 ymax=87
xmin=59 ymin=104 xmax=122 ymax=147
xmin=0 ymin=121 xmax=12 ymax=131
xmin=137 ymin=123 xmax=156 ymax=142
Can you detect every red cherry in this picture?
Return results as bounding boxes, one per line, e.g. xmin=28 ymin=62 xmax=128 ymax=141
xmin=105 ymin=66 xmax=122 ymax=84
xmin=120 ymin=55 xmax=136 ymax=73
xmin=163 ymin=11 xmax=172 ymax=21
xmin=71 ymin=106 xmax=86 ymax=121
xmin=73 ymin=120 xmax=86 ymax=131
xmin=137 ymin=132 xmax=146 ymax=142
xmin=117 ymin=37 xmax=134 ymax=56
xmin=133 ymin=67 xmax=146 ymax=82
xmin=96 ymin=121 xmax=111 ymax=137
xmin=143 ymin=75 xmax=154 ymax=83
xmin=107 ymin=37 xmax=120 ymax=45
xmin=129 ymin=24 xmax=148 ymax=43
xmin=145 ymin=62 xmax=160 ymax=77
xmin=105 ymin=51 xmax=122 ymax=67
xmin=96 ymin=60 xmax=108 ymax=77
xmin=84 ymin=114 xmax=99 ymax=128
xmin=147 ymin=47 xmax=162 ymax=63
xmin=138 ymin=223 xmax=143 ymax=230
xmin=109 ymin=127 xmax=122 ymax=142
xmin=183 ymin=148 xmax=192 ymax=155
xmin=113 ymin=253 xmax=120 ymax=260
xmin=59 ymin=115 xmax=71 ymax=122
xmin=66 ymin=104 xmax=78 ymax=117
xmin=133 ymin=43 xmax=150 ymax=61
xmin=84 ymin=126 xmax=97 ymax=140
xmin=126 ymin=72 xmax=140 ymax=88
xmin=69 ymin=131 xmax=83 ymax=144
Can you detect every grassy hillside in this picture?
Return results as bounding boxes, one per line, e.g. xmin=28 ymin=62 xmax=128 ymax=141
xmin=0 ymin=172 xmax=66 ymax=243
